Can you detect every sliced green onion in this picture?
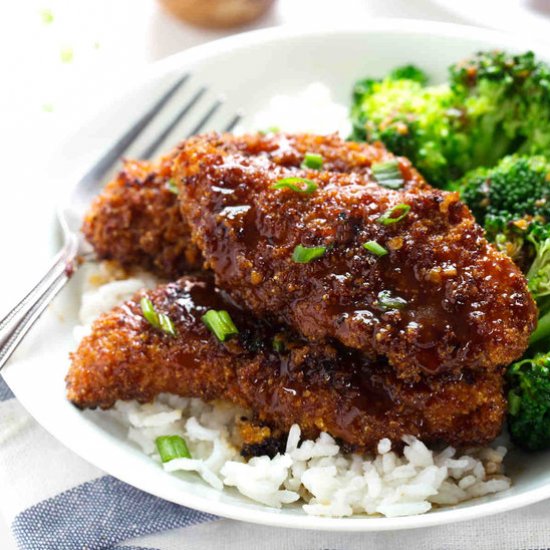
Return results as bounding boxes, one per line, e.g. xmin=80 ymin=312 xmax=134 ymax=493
xmin=377 ymin=204 xmax=411 ymax=225
xmin=158 ymin=313 xmax=177 ymax=336
xmin=371 ymin=160 xmax=404 ymax=189
xmin=363 ymin=241 xmax=388 ymax=257
xmin=156 ymin=435 xmax=191 ymax=462
xmin=60 ymin=47 xmax=73 ymax=63
xmin=271 ymin=177 xmax=318 ymax=195
xmin=272 ymin=335 xmax=285 ymax=353
xmin=140 ymin=296 xmax=177 ymax=337
xmin=292 ymin=244 xmax=326 ymax=263
xmin=166 ymin=179 xmax=179 ymax=194
xmin=202 ymin=310 xmax=239 ymax=342
xmin=377 ymin=290 xmax=407 ymax=311
xmin=259 ymin=126 xmax=280 ymax=135
xmin=301 ymin=152 xmax=323 ymax=170
xmin=40 ymin=8 xmax=54 ymax=24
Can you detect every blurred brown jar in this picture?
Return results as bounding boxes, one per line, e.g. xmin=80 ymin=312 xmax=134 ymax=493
xmin=158 ymin=0 xmax=275 ymax=29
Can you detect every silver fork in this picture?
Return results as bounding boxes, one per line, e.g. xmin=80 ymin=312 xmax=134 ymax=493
xmin=0 ymin=74 xmax=242 ymax=372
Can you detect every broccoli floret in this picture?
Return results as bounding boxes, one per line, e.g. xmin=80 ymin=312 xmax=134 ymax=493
xmin=450 ymin=50 xmax=550 ymax=156
xmin=389 ymin=65 xmax=428 ymax=84
xmin=507 ymin=353 xmax=550 ymax=451
xmin=350 ymin=66 xmax=469 ymax=184
xmin=351 ymin=51 xmax=550 ymax=186
xmin=454 ymin=155 xmax=550 ymax=224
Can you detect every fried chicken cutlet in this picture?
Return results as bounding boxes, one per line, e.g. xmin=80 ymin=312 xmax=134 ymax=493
xmin=82 ymin=153 xmax=201 ymax=279
xmin=66 ymin=275 xmax=506 ymax=451
xmin=82 ymin=133 xmax=428 ymax=279
xmin=175 ymin=133 xmax=537 ymax=380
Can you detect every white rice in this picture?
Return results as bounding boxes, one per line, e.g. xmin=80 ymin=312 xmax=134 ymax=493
xmin=246 ymin=82 xmax=352 ymax=137
xmin=78 ymin=263 xmax=511 ymax=518
xmin=77 ymin=84 xmax=511 ymax=517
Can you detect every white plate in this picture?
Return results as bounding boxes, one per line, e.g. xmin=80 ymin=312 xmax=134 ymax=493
xmin=4 ymin=20 xmax=550 ymax=531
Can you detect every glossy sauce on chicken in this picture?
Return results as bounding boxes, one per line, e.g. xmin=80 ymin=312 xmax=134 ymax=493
xmin=67 ymin=275 xmax=506 ymax=451
xmin=175 ymin=133 xmax=537 ymax=380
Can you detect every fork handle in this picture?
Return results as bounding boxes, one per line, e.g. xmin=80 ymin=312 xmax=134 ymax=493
xmin=0 ymin=235 xmax=79 ymax=373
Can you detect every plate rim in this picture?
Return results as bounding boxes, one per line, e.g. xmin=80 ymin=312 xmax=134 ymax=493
xmin=6 ymin=18 xmax=550 ymax=531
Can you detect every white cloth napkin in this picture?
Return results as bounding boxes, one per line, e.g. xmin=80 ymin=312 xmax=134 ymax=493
xmin=1 ymin=375 xmax=550 ymax=549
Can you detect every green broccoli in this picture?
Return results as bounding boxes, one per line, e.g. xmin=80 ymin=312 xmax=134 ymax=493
xmin=351 ymin=67 xmax=469 ymax=185
xmin=507 ymin=353 xmax=550 ymax=451
xmin=351 ymin=50 xmax=550 ymax=186
xmin=450 ymin=50 xmax=550 ymax=156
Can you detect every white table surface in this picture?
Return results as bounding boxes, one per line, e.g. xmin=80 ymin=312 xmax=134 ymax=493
xmin=1 ymin=0 xmax=549 ymax=547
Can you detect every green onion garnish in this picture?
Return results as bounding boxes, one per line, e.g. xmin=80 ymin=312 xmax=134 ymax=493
xmin=363 ymin=241 xmax=388 ymax=257
xmin=273 ymin=335 xmax=285 ymax=353
xmin=377 ymin=204 xmax=411 ymax=225
xmin=156 ymin=435 xmax=191 ymax=462
xmin=166 ymin=179 xmax=178 ymax=194
xmin=271 ymin=177 xmax=318 ymax=195
xmin=140 ymin=296 xmax=177 ymax=337
xmin=259 ymin=126 xmax=280 ymax=135
xmin=377 ymin=290 xmax=407 ymax=311
xmin=60 ymin=47 xmax=74 ymax=63
xmin=292 ymin=244 xmax=326 ymax=263
xmin=371 ymin=160 xmax=404 ymax=189
xmin=301 ymin=152 xmax=323 ymax=170
xmin=40 ymin=8 xmax=54 ymax=24
xmin=202 ymin=310 xmax=239 ymax=342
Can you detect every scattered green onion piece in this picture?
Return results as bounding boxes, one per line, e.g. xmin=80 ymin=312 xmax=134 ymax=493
xmin=271 ymin=177 xmax=318 ymax=195
xmin=140 ymin=296 xmax=177 ymax=337
xmin=158 ymin=313 xmax=177 ymax=337
xmin=377 ymin=204 xmax=411 ymax=225
xmin=166 ymin=179 xmax=179 ymax=194
xmin=363 ymin=241 xmax=388 ymax=257
xmin=259 ymin=126 xmax=280 ymax=135
xmin=40 ymin=8 xmax=54 ymax=24
xmin=60 ymin=47 xmax=73 ymax=63
xmin=156 ymin=435 xmax=191 ymax=462
xmin=292 ymin=244 xmax=326 ymax=263
xmin=272 ymin=335 xmax=285 ymax=353
xmin=202 ymin=310 xmax=239 ymax=342
xmin=301 ymin=152 xmax=323 ymax=170
xmin=371 ymin=160 xmax=404 ymax=189
xmin=42 ymin=103 xmax=54 ymax=113
xmin=377 ymin=290 xmax=407 ymax=311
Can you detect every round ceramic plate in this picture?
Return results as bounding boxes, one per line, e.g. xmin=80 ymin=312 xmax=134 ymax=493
xmin=4 ymin=20 xmax=550 ymax=531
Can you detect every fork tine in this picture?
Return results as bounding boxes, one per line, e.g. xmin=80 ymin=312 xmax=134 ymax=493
xmin=139 ymin=87 xmax=207 ymax=160
xmin=223 ymin=112 xmax=243 ymax=133
xmin=79 ymin=73 xmax=190 ymax=183
xmin=185 ymin=99 xmax=223 ymax=138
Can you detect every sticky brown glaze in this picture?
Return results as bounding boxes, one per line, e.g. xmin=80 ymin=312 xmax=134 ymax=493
xmin=67 ymin=275 xmax=506 ymax=451
xmin=175 ymin=132 xmax=537 ymax=380
xmin=82 ymin=133 xmax=422 ymax=279
xmin=82 ymin=153 xmax=202 ymax=279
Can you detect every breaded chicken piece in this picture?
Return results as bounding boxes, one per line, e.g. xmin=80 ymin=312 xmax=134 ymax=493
xmin=66 ymin=275 xmax=506 ymax=451
xmin=82 ymin=133 xmax=426 ymax=278
xmin=82 ymin=153 xmax=201 ymax=279
xmin=175 ymin=133 xmax=537 ymax=380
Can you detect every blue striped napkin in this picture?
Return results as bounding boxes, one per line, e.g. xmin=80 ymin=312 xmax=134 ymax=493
xmin=1 ymin=374 xmax=549 ymax=550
